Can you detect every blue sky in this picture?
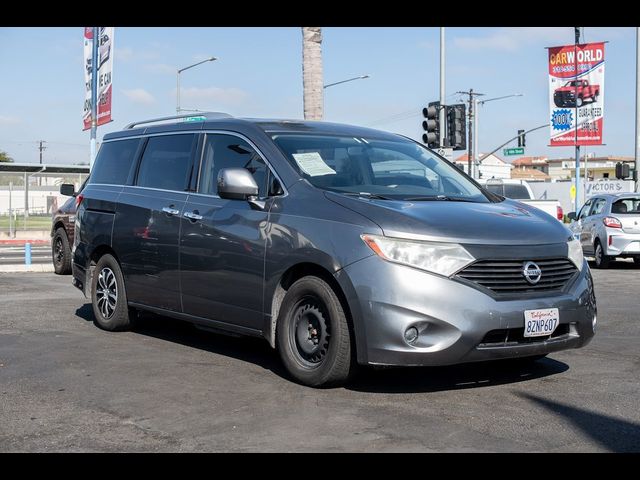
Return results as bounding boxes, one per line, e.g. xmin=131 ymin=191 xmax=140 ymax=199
xmin=0 ymin=26 xmax=636 ymax=165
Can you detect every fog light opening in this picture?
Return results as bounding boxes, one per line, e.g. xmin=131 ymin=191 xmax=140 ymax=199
xmin=404 ymin=326 xmax=419 ymax=345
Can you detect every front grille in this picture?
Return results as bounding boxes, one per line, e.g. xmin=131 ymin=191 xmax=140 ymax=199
xmin=456 ymin=258 xmax=578 ymax=295
xmin=479 ymin=323 xmax=571 ymax=347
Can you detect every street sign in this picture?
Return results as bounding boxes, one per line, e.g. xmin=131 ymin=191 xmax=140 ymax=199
xmin=503 ymin=147 xmax=525 ymax=156
xmin=436 ymin=147 xmax=453 ymax=160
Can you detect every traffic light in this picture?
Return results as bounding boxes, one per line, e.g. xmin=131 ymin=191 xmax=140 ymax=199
xmin=422 ymin=101 xmax=440 ymax=149
xmin=446 ymin=104 xmax=466 ymax=151
xmin=615 ymin=162 xmax=630 ymax=179
xmin=517 ymin=129 xmax=526 ymax=147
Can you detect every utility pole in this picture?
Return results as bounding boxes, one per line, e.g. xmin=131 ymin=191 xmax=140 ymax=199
xmin=636 ymin=27 xmax=640 ymax=192
xmin=439 ymin=27 xmax=446 ymax=148
xmin=457 ymin=89 xmax=484 ymax=177
xmin=574 ymin=27 xmax=581 ymax=209
xmin=36 ymin=140 xmax=47 ymax=186
xmin=38 ymin=140 xmax=46 ymax=164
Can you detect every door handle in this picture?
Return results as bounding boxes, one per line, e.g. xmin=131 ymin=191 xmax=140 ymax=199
xmin=162 ymin=206 xmax=180 ymax=216
xmin=184 ymin=211 xmax=203 ymax=221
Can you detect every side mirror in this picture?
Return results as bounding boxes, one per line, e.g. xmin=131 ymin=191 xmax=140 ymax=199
xmin=567 ymin=212 xmax=577 ymax=221
xmin=217 ymin=168 xmax=259 ymax=200
xmin=60 ymin=184 xmax=76 ymax=197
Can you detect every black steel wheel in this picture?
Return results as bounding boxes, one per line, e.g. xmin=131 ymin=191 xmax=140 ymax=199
xmin=277 ymin=276 xmax=355 ymax=387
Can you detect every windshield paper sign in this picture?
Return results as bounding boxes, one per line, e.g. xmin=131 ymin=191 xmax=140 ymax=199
xmin=548 ymin=42 xmax=605 ymax=146
xmin=83 ymin=27 xmax=114 ymax=130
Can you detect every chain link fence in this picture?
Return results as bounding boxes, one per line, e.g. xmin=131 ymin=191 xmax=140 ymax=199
xmin=0 ymin=171 xmax=88 ymax=240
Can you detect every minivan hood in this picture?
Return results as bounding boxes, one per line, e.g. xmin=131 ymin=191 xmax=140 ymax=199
xmin=325 ymin=192 xmax=571 ymax=245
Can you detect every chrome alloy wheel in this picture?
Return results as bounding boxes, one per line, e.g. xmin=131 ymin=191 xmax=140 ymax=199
xmin=96 ymin=267 xmax=117 ymax=319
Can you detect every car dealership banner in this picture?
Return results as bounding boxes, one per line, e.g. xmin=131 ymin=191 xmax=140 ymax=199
xmin=83 ymin=27 xmax=114 ymax=130
xmin=548 ymin=42 xmax=605 ymax=146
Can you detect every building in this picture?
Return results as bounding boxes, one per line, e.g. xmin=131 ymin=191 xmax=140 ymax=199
xmin=454 ymin=153 xmax=512 ymax=180
xmin=511 ymin=156 xmax=549 ymax=175
xmin=547 ymin=156 xmax=636 ymax=181
xmin=511 ymin=167 xmax=551 ymax=181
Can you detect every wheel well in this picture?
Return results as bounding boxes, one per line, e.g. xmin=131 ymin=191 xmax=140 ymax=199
xmin=86 ymin=245 xmax=121 ymax=292
xmin=268 ymin=263 xmax=355 ymax=351
xmin=53 ymin=222 xmax=66 ymax=235
xmin=90 ymin=245 xmax=118 ymax=266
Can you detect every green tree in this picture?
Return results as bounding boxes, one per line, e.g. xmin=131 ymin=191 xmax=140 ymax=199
xmin=0 ymin=150 xmax=13 ymax=163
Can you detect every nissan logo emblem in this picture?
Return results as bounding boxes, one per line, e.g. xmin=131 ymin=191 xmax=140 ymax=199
xmin=522 ymin=261 xmax=542 ymax=285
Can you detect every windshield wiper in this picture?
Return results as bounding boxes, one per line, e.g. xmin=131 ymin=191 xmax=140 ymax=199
xmin=403 ymin=195 xmax=477 ymax=202
xmin=341 ymin=192 xmax=393 ymax=200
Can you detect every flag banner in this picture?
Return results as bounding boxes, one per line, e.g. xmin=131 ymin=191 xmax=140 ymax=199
xmin=83 ymin=27 xmax=114 ymax=130
xmin=548 ymin=42 xmax=605 ymax=146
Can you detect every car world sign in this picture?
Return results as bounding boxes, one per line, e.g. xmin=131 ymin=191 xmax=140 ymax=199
xmin=83 ymin=27 xmax=114 ymax=130
xmin=548 ymin=42 xmax=605 ymax=146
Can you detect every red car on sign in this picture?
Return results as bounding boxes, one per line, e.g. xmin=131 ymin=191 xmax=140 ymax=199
xmin=554 ymin=79 xmax=600 ymax=108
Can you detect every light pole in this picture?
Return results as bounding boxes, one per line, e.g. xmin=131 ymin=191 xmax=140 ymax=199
xmin=176 ymin=56 xmax=217 ymax=115
xmin=474 ymin=93 xmax=524 ymax=179
xmin=323 ymin=74 xmax=370 ymax=89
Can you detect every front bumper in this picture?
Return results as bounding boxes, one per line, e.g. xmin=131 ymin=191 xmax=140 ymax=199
xmin=343 ymin=256 xmax=596 ymax=366
xmin=605 ymin=230 xmax=640 ymax=257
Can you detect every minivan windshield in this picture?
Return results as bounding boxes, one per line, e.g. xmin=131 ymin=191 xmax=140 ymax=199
xmin=272 ymin=134 xmax=492 ymax=203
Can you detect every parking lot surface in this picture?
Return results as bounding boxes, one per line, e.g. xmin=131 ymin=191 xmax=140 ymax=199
xmin=1 ymin=263 xmax=639 ymax=452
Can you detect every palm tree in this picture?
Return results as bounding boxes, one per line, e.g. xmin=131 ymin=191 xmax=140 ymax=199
xmin=302 ymin=27 xmax=324 ymax=120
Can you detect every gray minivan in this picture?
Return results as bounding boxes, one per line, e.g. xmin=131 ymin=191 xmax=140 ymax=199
xmin=68 ymin=113 xmax=596 ymax=387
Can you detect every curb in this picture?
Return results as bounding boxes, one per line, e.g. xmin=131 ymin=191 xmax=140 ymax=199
xmin=0 ymin=263 xmax=55 ymax=273
xmin=0 ymin=239 xmax=51 ymax=246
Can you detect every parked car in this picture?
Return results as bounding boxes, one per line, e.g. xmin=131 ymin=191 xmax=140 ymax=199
xmin=553 ymin=79 xmax=600 ymax=108
xmin=52 ymin=181 xmax=87 ymax=275
xmin=64 ymin=113 xmax=596 ymax=387
xmin=51 ymin=195 xmax=77 ymax=275
xmin=568 ymin=193 xmax=640 ymax=268
xmin=482 ymin=179 xmax=564 ymax=221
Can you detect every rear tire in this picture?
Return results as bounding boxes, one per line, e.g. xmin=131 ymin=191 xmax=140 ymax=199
xmin=594 ymin=241 xmax=611 ymax=269
xmin=91 ymin=254 xmax=135 ymax=331
xmin=276 ymin=276 xmax=355 ymax=387
xmin=52 ymin=228 xmax=72 ymax=275
xmin=633 ymin=258 xmax=640 ymax=268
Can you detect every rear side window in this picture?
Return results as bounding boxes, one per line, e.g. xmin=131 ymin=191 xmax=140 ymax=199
xmin=90 ymin=139 xmax=140 ymax=185
xmin=136 ymin=134 xmax=196 ymax=191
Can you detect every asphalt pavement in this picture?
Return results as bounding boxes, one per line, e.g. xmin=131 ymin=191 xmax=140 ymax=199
xmin=1 ymin=263 xmax=639 ymax=452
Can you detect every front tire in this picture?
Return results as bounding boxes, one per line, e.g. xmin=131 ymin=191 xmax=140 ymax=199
xmin=576 ymin=96 xmax=583 ymax=107
xmin=52 ymin=228 xmax=72 ymax=275
xmin=91 ymin=253 xmax=134 ymax=331
xmin=276 ymin=276 xmax=354 ymax=387
xmin=633 ymin=258 xmax=640 ymax=268
xmin=594 ymin=241 xmax=611 ymax=269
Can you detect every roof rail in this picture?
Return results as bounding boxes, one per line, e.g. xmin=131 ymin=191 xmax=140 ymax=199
xmin=124 ymin=112 xmax=233 ymax=130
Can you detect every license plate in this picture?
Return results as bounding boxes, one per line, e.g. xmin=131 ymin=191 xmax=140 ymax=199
xmin=524 ymin=308 xmax=560 ymax=337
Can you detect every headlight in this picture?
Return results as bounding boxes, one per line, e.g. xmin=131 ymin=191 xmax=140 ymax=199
xmin=361 ymin=234 xmax=475 ymax=277
xmin=568 ymin=238 xmax=584 ymax=271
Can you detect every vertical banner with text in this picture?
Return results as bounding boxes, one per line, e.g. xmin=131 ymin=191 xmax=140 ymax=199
xmin=548 ymin=42 xmax=605 ymax=146
xmin=83 ymin=27 xmax=114 ymax=130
